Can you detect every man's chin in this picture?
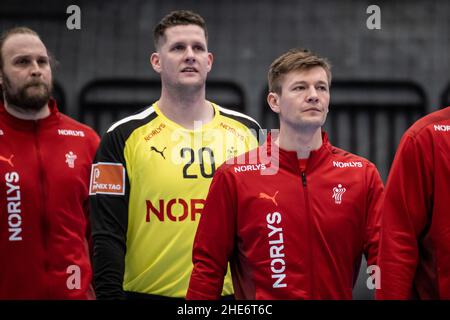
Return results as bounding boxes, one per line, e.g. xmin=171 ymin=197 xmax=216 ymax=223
xmin=22 ymin=94 xmax=50 ymax=111
xmin=23 ymin=85 xmax=51 ymax=107
xmin=5 ymin=93 xmax=50 ymax=112
xmin=300 ymin=116 xmax=326 ymax=127
xmin=177 ymin=79 xmax=204 ymax=91
xmin=284 ymin=117 xmax=326 ymax=132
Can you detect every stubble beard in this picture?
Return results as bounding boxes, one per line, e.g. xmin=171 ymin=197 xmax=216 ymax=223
xmin=282 ymin=112 xmax=327 ymax=133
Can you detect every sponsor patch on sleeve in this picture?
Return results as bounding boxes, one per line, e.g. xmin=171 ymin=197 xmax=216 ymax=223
xmin=89 ymin=162 xmax=125 ymax=195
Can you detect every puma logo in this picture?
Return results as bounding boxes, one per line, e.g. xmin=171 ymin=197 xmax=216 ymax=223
xmin=150 ymin=146 xmax=167 ymax=159
xmin=0 ymin=154 xmax=14 ymax=167
xmin=259 ymin=191 xmax=279 ymax=206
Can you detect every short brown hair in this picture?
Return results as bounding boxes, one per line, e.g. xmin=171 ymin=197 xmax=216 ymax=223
xmin=268 ymin=48 xmax=332 ymax=95
xmin=153 ymin=10 xmax=208 ymax=49
xmin=0 ymin=26 xmax=41 ymax=69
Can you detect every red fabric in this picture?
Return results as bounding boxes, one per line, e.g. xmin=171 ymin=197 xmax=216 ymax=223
xmin=376 ymin=107 xmax=450 ymax=300
xmin=298 ymin=158 xmax=307 ymax=172
xmin=187 ymin=133 xmax=383 ymax=299
xmin=0 ymin=100 xmax=99 ymax=299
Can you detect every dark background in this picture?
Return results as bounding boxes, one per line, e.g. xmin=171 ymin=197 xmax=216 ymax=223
xmin=1 ymin=0 xmax=448 ymax=299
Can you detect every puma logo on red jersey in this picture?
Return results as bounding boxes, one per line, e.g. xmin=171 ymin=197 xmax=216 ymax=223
xmin=0 ymin=154 xmax=14 ymax=167
xmin=259 ymin=191 xmax=279 ymax=206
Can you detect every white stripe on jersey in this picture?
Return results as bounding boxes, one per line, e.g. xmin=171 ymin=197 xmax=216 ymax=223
xmin=217 ymin=105 xmax=261 ymax=129
xmin=107 ymin=106 xmax=155 ymax=133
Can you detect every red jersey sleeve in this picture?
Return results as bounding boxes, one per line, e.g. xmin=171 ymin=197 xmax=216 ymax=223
xmin=376 ymin=132 xmax=433 ymax=299
xmin=363 ymin=162 xmax=384 ymax=268
xmin=186 ymin=165 xmax=237 ymax=300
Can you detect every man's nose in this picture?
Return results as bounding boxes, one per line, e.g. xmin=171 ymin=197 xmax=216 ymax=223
xmin=306 ymin=87 xmax=319 ymax=103
xmin=30 ymin=60 xmax=42 ymax=77
xmin=185 ymin=46 xmax=196 ymax=63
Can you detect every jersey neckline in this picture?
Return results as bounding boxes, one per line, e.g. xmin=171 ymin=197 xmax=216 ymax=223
xmin=152 ymin=101 xmax=221 ymax=132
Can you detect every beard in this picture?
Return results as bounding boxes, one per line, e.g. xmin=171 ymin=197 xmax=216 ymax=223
xmin=2 ymin=74 xmax=52 ymax=112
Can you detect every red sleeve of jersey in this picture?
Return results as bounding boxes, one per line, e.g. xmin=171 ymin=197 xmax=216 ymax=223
xmin=363 ymin=162 xmax=384 ymax=268
xmin=186 ymin=166 xmax=237 ymax=300
xmin=376 ymin=132 xmax=433 ymax=299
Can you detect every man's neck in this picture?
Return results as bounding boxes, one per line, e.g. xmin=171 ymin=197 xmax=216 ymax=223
xmin=4 ymin=102 xmax=50 ymax=120
xmin=157 ymin=87 xmax=214 ymax=130
xmin=275 ymin=126 xmax=323 ymax=159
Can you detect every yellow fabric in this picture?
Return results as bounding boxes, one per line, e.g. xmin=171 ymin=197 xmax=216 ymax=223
xmin=123 ymin=102 xmax=258 ymax=297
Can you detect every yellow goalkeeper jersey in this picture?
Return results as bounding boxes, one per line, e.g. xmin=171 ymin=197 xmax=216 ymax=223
xmin=90 ymin=101 xmax=261 ymax=298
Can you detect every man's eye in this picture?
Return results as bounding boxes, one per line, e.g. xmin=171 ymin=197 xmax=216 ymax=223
xmin=193 ymin=45 xmax=205 ymax=51
xmin=16 ymin=59 xmax=29 ymax=65
xmin=317 ymin=86 xmax=328 ymax=91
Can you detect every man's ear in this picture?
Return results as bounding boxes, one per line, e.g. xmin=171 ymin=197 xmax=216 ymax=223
xmin=206 ymin=52 xmax=213 ymax=73
xmin=150 ymin=52 xmax=161 ymax=73
xmin=267 ymin=92 xmax=281 ymax=114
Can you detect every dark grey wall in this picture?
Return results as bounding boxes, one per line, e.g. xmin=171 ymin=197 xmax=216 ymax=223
xmin=1 ymin=0 xmax=448 ymax=300
xmin=1 ymin=0 xmax=448 ymax=118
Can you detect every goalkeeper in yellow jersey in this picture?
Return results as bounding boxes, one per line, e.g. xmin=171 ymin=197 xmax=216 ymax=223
xmin=89 ymin=10 xmax=261 ymax=299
